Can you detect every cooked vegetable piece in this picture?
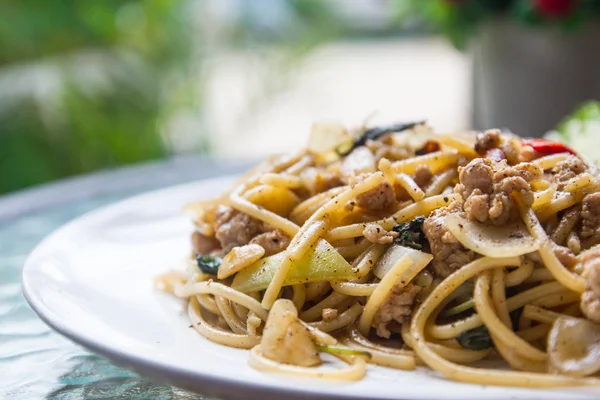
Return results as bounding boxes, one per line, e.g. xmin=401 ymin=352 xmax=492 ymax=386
xmin=373 ymin=243 xmax=433 ymax=280
xmin=458 ymin=326 xmax=493 ymax=350
xmin=308 ymin=122 xmax=352 ymax=158
xmin=392 ymin=216 xmax=426 ymax=250
xmin=510 ymin=307 xmax=523 ymax=332
xmin=441 ymin=298 xmax=475 ymax=318
xmin=218 ymin=244 xmax=265 ymax=280
xmin=261 ymin=299 xmax=321 ymax=367
xmin=317 ymin=344 xmax=372 ymax=359
xmin=445 ymin=214 xmax=540 ymax=258
xmin=441 ymin=283 xmax=505 ymax=318
xmin=548 ymin=316 xmax=600 ymax=377
xmin=232 ymin=239 xmax=357 ymax=292
xmin=415 ymin=140 xmax=441 ymax=156
xmin=244 ymin=184 xmax=300 ymax=216
xmin=340 ymin=147 xmax=376 ymax=176
xmin=339 ymin=121 xmax=425 ymax=156
xmin=195 ymin=254 xmax=222 ymax=275
xmin=522 ymin=138 xmax=576 ymax=156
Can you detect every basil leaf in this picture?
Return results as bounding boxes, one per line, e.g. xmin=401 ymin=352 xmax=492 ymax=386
xmin=457 ymin=326 xmax=493 ymax=350
xmin=393 ymin=216 xmax=426 ymax=249
xmin=195 ymin=254 xmax=222 ymax=275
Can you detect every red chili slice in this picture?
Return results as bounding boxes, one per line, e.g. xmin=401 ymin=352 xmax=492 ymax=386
xmin=415 ymin=140 xmax=441 ymax=156
xmin=521 ymin=138 xmax=576 ymax=155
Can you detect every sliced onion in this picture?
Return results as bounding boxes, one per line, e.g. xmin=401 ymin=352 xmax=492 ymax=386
xmin=548 ymin=316 xmax=600 ymax=377
xmin=261 ymin=299 xmax=321 ymax=367
xmin=340 ymin=147 xmax=376 ymax=177
xmin=373 ymin=244 xmax=433 ymax=280
xmin=308 ymin=122 xmax=351 ymax=156
xmin=445 ymin=213 xmax=539 ymax=258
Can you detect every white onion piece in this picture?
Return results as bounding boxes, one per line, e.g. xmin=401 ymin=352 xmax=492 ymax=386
xmin=261 ymin=299 xmax=321 ymax=367
xmin=340 ymin=147 xmax=376 ymax=177
xmin=373 ymin=244 xmax=433 ymax=280
xmin=445 ymin=213 xmax=539 ymax=258
xmin=308 ymin=122 xmax=351 ymax=155
xmin=548 ymin=316 xmax=600 ymax=377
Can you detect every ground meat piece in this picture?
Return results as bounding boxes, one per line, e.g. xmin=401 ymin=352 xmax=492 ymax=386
xmin=454 ymin=158 xmax=542 ymax=225
xmin=321 ymin=308 xmax=338 ymax=321
xmin=249 ymin=229 xmax=290 ymax=256
xmin=473 ymin=129 xmax=523 ymax=164
xmin=463 ymin=189 xmax=490 ymax=222
xmin=352 ymin=174 xmax=396 ymax=211
xmin=456 ymin=158 xmax=494 ymax=198
xmin=191 ymin=231 xmax=221 ymax=255
xmin=553 ymin=244 xmax=577 ymax=270
xmin=413 ymin=164 xmax=433 ymax=189
xmin=580 ymin=247 xmax=600 ymax=323
xmin=519 ymin=145 xmax=539 ymax=162
xmin=581 ymin=193 xmax=600 ymax=239
xmin=485 ymin=148 xmax=506 ymax=162
xmin=362 ymin=223 xmax=398 ymax=244
xmin=551 ymin=155 xmax=588 ymax=189
xmin=422 ymin=204 xmax=476 ymax=278
xmin=496 ymin=161 xmax=544 ymax=182
xmin=474 ymin=130 xmax=502 ymax=154
xmin=214 ymin=205 xmax=235 ymax=226
xmin=214 ymin=206 xmax=265 ymax=254
xmin=372 ymin=284 xmax=421 ymax=338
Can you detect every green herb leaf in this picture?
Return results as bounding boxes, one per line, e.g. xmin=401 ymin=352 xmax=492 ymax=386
xmin=339 ymin=121 xmax=424 ymax=156
xmin=441 ymin=298 xmax=475 ymax=318
xmin=195 ymin=254 xmax=222 ymax=275
xmin=510 ymin=307 xmax=523 ymax=332
xmin=393 ymin=216 xmax=426 ymax=249
xmin=457 ymin=325 xmax=493 ymax=350
xmin=316 ymin=344 xmax=372 ymax=359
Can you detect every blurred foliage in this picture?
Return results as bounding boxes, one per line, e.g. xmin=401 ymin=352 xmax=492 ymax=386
xmin=402 ymin=0 xmax=600 ymax=48
xmin=0 ymin=0 xmax=196 ymax=194
xmin=558 ymin=100 xmax=600 ymax=132
xmin=547 ymin=100 xmax=600 ymax=161
xmin=0 ymin=0 xmax=345 ymax=194
xmin=234 ymin=0 xmax=341 ymax=47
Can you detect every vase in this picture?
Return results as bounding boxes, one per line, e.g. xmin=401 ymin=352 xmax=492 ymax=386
xmin=471 ymin=18 xmax=600 ymax=137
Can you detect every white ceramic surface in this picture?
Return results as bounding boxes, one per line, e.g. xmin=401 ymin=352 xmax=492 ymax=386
xmin=22 ymin=177 xmax=600 ymax=400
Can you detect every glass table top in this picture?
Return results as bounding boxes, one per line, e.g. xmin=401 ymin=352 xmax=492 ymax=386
xmin=0 ymin=157 xmax=250 ymax=400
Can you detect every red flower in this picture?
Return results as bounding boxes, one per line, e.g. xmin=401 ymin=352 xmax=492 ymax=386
xmin=534 ymin=0 xmax=577 ymax=17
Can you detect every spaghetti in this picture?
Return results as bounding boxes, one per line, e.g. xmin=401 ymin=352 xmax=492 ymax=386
xmin=156 ymin=123 xmax=600 ymax=387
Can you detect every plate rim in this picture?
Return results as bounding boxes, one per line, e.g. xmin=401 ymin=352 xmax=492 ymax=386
xmin=20 ymin=176 xmax=598 ymax=400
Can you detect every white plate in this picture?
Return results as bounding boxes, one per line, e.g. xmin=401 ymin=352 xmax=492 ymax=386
xmin=22 ymin=177 xmax=600 ymax=400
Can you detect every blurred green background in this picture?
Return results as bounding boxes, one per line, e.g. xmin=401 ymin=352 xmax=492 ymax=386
xmin=0 ymin=0 xmax=348 ymax=194
xmin=4 ymin=0 xmax=596 ymax=195
xmin=1 ymin=0 xmax=418 ymax=194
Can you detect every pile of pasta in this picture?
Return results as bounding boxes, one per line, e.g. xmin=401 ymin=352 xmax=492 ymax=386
xmin=157 ymin=122 xmax=600 ymax=388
